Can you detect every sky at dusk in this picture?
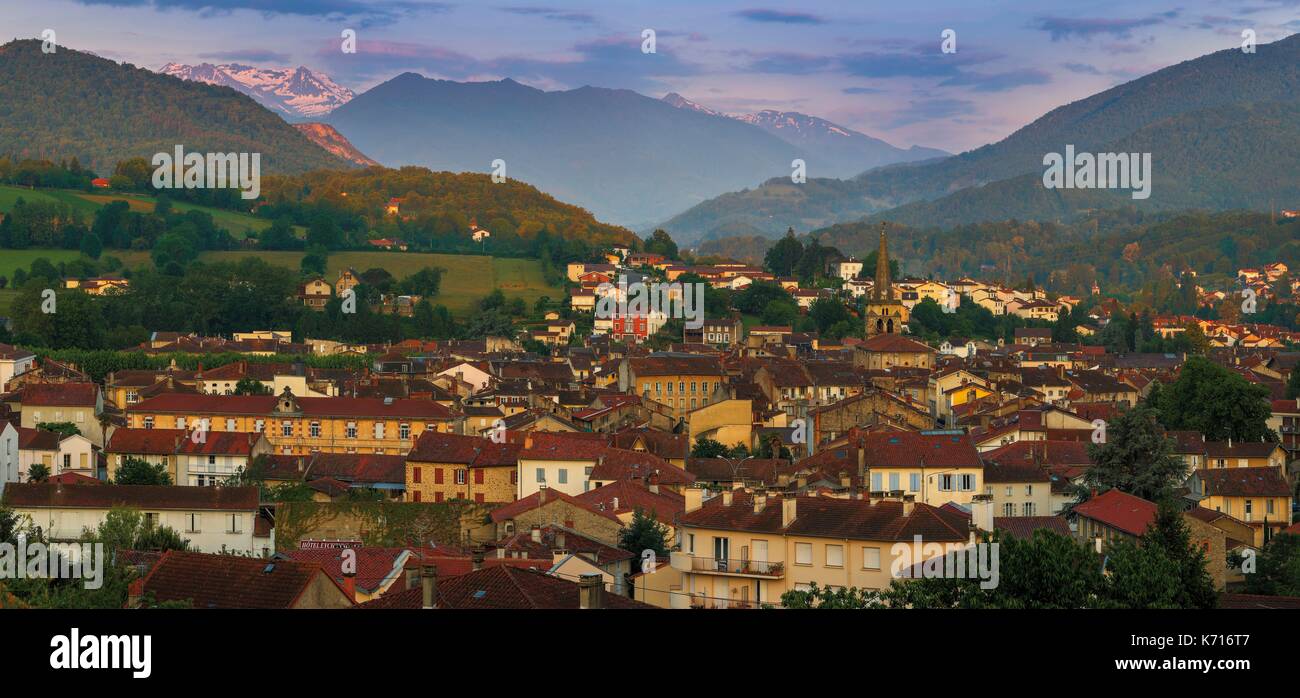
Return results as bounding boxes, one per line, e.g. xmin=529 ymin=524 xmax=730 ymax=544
xmin=3 ymin=0 xmax=1298 ymax=153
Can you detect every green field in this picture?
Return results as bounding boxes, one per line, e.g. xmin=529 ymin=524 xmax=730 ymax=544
xmin=199 ymin=250 xmax=560 ymax=314
xmin=0 ymin=185 xmax=279 ymax=237
xmin=0 ymin=185 xmax=559 ymax=316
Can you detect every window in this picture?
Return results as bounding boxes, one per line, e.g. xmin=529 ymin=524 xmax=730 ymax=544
xmin=227 ymin=514 xmax=241 ymax=534
xmin=826 ymin=544 xmax=844 ymax=568
xmin=795 ymin=543 xmax=813 ymax=565
xmin=909 ymin=474 xmax=920 ymax=492
xmin=474 ymin=469 xmax=484 ymax=485
xmin=1023 ymin=502 xmax=1036 ymax=516
xmin=143 ymin=417 xmax=154 ymax=429
xmin=1025 ymin=485 xmax=1033 ymax=496
xmin=282 ymin=421 xmax=293 ymax=437
xmin=1005 ymin=486 xmax=1013 ymax=496
xmin=412 ymin=491 xmax=421 ymax=502
xmin=226 ymin=418 xmax=236 ymax=431
xmin=208 ymin=455 xmax=216 ymax=465
xmin=400 ymin=423 xmax=410 ymax=440
xmin=455 ymin=469 xmax=466 ymax=485
xmin=1267 ymin=499 xmax=1275 ymax=515
xmin=1245 ymin=500 xmax=1253 ymax=521
xmin=691 ymin=382 xmax=697 ymax=393
xmin=863 ymin=546 xmax=881 ymax=570
xmin=557 ymin=468 xmax=568 ymax=484
xmin=871 ymin=472 xmax=882 ymax=491
xmin=666 ymin=382 xmax=673 ymax=394
xmin=308 ymin=421 xmax=320 ymax=437
xmin=186 ymin=514 xmax=200 ymax=533
xmin=254 ymin=419 xmax=264 ymax=433
xmin=1003 ymin=503 xmax=1016 ymax=516
xmin=678 ymin=382 xmax=685 ymax=394
xmin=959 ymin=474 xmax=975 ymax=492
xmin=888 ymin=473 xmax=899 ymax=492
xmin=346 ymin=422 xmax=357 ymax=439
xmin=412 ymin=467 xmax=421 ymax=484
xmin=938 ymin=475 xmax=955 ymax=492
xmin=374 ymin=423 xmax=385 ymax=439
xmin=63 ymin=454 xmax=71 ymax=469
xmin=536 ymin=468 xmax=545 ymax=483
xmin=177 ymin=417 xmax=186 ymax=430
xmin=687 ymin=533 xmax=695 ymax=554
xmin=434 ymin=468 xmax=444 ymax=484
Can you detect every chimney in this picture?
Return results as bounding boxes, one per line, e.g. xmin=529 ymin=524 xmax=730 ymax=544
xmin=722 ymin=490 xmax=733 ymax=506
xmin=781 ymin=497 xmax=797 ymax=527
xmin=685 ymin=487 xmax=703 ymax=513
xmin=342 ymin=569 xmax=356 ymax=601
xmin=856 ymin=442 xmax=866 ymax=478
xmin=420 ymin=564 xmax=438 ymax=609
xmin=531 ymin=525 xmax=542 ymax=543
xmin=524 ymin=434 xmax=534 ymax=450
xmin=969 ymin=494 xmax=994 ymax=533
xmin=555 ymin=532 xmax=566 ymax=549
xmin=647 ymin=472 xmax=660 ymax=494
xmin=578 ymin=574 xmax=603 ymax=609
xmin=753 ymin=492 xmax=768 ymax=513
xmin=902 ymin=493 xmax=915 ymax=516
xmin=471 ymin=550 xmax=484 ymax=571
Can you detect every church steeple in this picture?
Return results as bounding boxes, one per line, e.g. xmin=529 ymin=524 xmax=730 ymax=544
xmin=873 ymin=222 xmax=893 ymax=302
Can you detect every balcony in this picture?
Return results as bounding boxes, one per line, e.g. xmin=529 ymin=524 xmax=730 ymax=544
xmin=686 ymin=556 xmax=784 ymax=578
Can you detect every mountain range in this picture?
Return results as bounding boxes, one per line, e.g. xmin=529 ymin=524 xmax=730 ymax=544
xmin=323 ymin=75 xmax=946 ymax=229
xmin=662 ymin=93 xmax=947 ymax=179
xmin=159 ymin=62 xmax=354 ymax=119
xmin=666 ymin=33 xmax=1300 ymax=245
xmin=0 ymin=40 xmax=350 ymax=175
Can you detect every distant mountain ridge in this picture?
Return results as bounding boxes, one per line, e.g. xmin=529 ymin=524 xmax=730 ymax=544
xmin=663 ymin=33 xmax=1300 ymax=243
xmin=661 ymin=93 xmax=948 ymax=179
xmin=325 ymin=74 xmax=806 ymax=229
xmin=0 ymin=40 xmax=351 ymax=175
xmin=160 ymin=62 xmax=354 ymax=119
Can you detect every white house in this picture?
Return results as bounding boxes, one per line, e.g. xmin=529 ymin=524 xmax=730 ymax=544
xmin=1 ymin=483 xmax=266 ymax=556
xmin=176 ymin=431 xmax=271 ymax=487
xmin=437 ymin=362 xmax=493 ymax=392
xmin=0 ymin=344 xmax=36 ymax=391
xmin=54 ymin=433 xmax=98 ymax=479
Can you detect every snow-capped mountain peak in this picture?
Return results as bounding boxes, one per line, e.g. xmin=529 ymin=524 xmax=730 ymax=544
xmin=159 ymin=62 xmax=354 ymax=119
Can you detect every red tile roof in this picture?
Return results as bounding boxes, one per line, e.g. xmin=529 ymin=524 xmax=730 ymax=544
xmin=407 ymin=431 xmax=521 ymax=466
xmin=1072 ymin=489 xmax=1157 ymax=536
xmin=678 ymin=491 xmax=969 ymax=543
xmin=175 ymin=431 xmax=261 ymax=456
xmin=993 ymin=516 xmax=1071 ymax=539
xmin=16 ymin=426 xmax=58 ymax=451
xmin=106 ymin=428 xmax=187 ymax=455
xmin=573 ymin=479 xmax=684 ymax=522
xmin=132 ymin=551 xmax=351 ymax=609
xmin=859 ymin=334 xmax=935 ymax=354
xmin=488 ymin=486 xmax=622 ymax=524
xmin=20 ymin=382 xmax=98 ymax=406
xmin=437 ymin=566 xmax=651 ymax=609
xmin=860 ymin=431 xmax=982 ymax=469
xmin=2 ymin=483 xmax=258 ymax=511
xmin=1195 ymin=467 xmax=1291 ymax=497
xmin=589 ymin=448 xmax=696 ymax=485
